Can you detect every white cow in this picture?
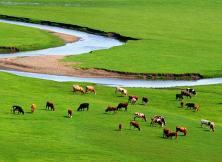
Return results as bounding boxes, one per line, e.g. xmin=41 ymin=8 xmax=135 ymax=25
xmin=115 ymin=87 xmax=128 ymax=96
xmin=200 ymin=119 xmax=215 ymax=132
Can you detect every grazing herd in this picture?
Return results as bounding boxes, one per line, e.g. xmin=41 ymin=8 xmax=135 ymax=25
xmin=10 ymin=85 xmax=215 ymax=141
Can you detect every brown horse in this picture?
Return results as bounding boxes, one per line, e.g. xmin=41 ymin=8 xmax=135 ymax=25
xmin=176 ymin=126 xmax=187 ymax=136
xmin=130 ymin=121 xmax=140 ymax=131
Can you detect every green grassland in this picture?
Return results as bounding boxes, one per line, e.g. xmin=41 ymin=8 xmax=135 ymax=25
xmin=0 ymin=0 xmax=222 ymax=77
xmin=0 ymin=22 xmax=64 ymax=52
xmin=0 ymin=72 xmax=222 ymax=161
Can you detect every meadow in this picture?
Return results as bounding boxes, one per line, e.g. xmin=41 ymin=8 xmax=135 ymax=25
xmin=0 ymin=22 xmax=64 ymax=52
xmin=0 ymin=72 xmax=222 ymax=161
xmin=0 ymin=0 xmax=222 ymax=77
xmin=0 ymin=1 xmax=222 ymax=161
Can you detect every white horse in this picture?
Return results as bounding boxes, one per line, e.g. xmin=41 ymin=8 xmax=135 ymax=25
xmin=134 ymin=112 xmax=146 ymax=121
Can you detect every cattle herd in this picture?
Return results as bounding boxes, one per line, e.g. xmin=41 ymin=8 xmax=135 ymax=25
xmin=10 ymin=86 xmax=215 ymax=140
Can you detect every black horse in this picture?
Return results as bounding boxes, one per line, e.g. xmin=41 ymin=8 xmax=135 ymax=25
xmin=12 ymin=105 xmax=24 ymax=115
xmin=77 ymin=103 xmax=89 ymax=111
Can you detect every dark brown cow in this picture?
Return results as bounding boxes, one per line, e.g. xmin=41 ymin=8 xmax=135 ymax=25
xmin=163 ymin=128 xmax=171 ymax=138
xmin=67 ymin=109 xmax=73 ymax=118
xmin=77 ymin=103 xmax=89 ymax=111
xmin=46 ymin=101 xmax=55 ymax=111
xmin=142 ymin=97 xmax=149 ymax=105
xmin=117 ymin=102 xmax=128 ymax=111
xmin=130 ymin=121 xmax=140 ymax=131
xmin=105 ymin=106 xmax=117 ymax=113
xmin=185 ymin=103 xmax=200 ymax=111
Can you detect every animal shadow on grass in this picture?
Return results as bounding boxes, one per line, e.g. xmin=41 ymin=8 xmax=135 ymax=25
xmin=203 ymin=129 xmax=210 ymax=132
xmin=117 ymin=95 xmax=125 ymax=98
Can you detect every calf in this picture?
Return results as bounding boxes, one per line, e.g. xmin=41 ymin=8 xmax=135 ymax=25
xmin=67 ymin=109 xmax=73 ymax=118
xmin=31 ymin=104 xmax=36 ymax=113
xmin=77 ymin=103 xmax=89 ymax=111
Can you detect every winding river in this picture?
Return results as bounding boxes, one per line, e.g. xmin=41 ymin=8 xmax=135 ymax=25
xmin=0 ymin=19 xmax=222 ymax=88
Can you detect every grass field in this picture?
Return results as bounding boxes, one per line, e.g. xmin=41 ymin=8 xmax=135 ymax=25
xmin=0 ymin=22 xmax=64 ymax=52
xmin=0 ymin=72 xmax=222 ymax=161
xmin=0 ymin=0 xmax=222 ymax=77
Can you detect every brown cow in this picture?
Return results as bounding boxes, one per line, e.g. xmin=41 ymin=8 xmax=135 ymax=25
xmin=176 ymin=126 xmax=187 ymax=136
xmin=167 ymin=132 xmax=178 ymax=139
xmin=85 ymin=86 xmax=96 ymax=94
xmin=46 ymin=101 xmax=55 ymax=111
xmin=72 ymin=85 xmax=85 ymax=94
xmin=105 ymin=106 xmax=117 ymax=113
xmin=130 ymin=121 xmax=140 ymax=131
xmin=31 ymin=104 xmax=36 ymax=113
xmin=117 ymin=102 xmax=128 ymax=111
xmin=67 ymin=109 xmax=73 ymax=118
xmin=163 ymin=128 xmax=171 ymax=138
xmin=128 ymin=96 xmax=139 ymax=104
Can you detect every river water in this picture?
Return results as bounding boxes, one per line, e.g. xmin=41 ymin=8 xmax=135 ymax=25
xmin=0 ymin=19 xmax=222 ymax=88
